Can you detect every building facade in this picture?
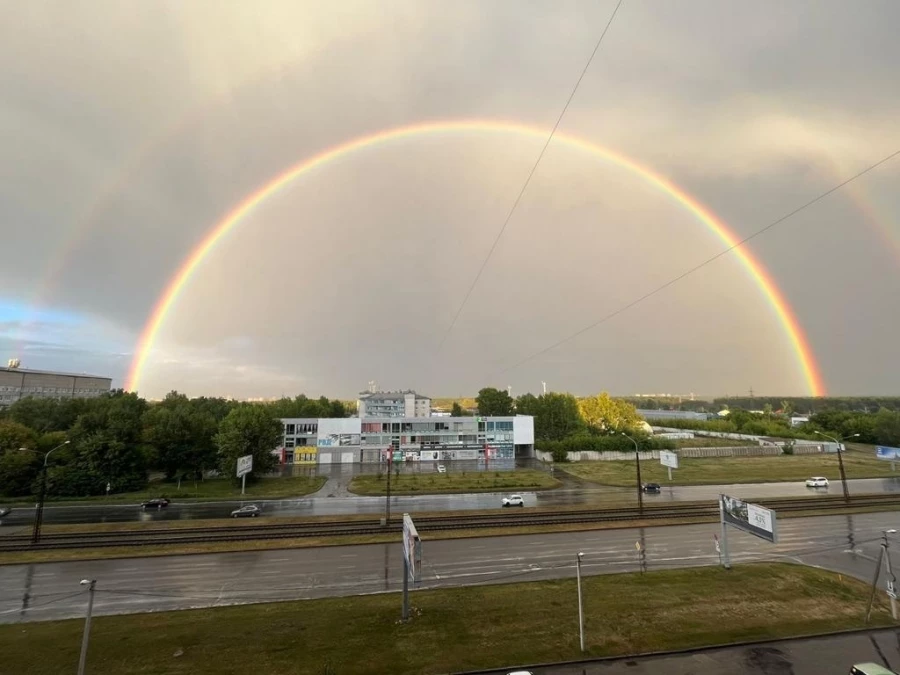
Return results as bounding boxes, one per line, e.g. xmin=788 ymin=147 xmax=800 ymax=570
xmin=0 ymin=365 xmax=112 ymax=407
xmin=275 ymin=415 xmax=535 ymax=465
xmin=357 ymin=390 xmax=431 ymax=418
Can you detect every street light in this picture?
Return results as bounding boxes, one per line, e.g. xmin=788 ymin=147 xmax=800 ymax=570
xmin=77 ymin=579 xmax=97 ymax=675
xmin=621 ymin=433 xmax=643 ymax=514
xmin=29 ymin=440 xmax=70 ymax=544
xmin=814 ymin=431 xmax=859 ymax=503
xmin=576 ymin=552 xmax=585 ymax=652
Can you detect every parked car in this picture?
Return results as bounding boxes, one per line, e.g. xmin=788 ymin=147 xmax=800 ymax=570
xmin=502 ymin=495 xmax=525 ymax=508
xmin=231 ymin=505 xmax=261 ymax=518
xmin=642 ymin=483 xmax=661 ymax=494
xmin=806 ymin=476 xmax=829 ymax=488
xmin=850 ymin=664 xmax=899 ymax=675
xmin=140 ymin=498 xmax=170 ymax=510
xmin=437 ymin=464 xmax=447 ymax=473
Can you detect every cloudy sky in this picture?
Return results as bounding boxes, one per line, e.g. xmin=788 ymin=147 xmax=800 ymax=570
xmin=1 ymin=0 xmax=898 ymax=400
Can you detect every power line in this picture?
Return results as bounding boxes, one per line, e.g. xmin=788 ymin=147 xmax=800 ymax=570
xmin=436 ymin=0 xmax=626 ymax=352
xmin=499 ymin=147 xmax=900 ymax=373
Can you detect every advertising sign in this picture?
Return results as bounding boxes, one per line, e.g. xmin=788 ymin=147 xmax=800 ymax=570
xmin=402 ymin=513 xmax=422 ymax=581
xmin=876 ymin=446 xmax=900 ymax=461
xmin=720 ymin=494 xmax=777 ymax=543
xmin=659 ymin=450 xmax=679 ymax=469
xmin=236 ymin=454 xmax=253 ymax=478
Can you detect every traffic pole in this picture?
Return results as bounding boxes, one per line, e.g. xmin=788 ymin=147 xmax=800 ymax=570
xmin=76 ymin=580 xmax=96 ymax=675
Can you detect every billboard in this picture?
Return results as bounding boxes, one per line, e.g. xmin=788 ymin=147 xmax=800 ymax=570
xmin=659 ymin=450 xmax=679 ymax=469
xmin=236 ymin=454 xmax=253 ymax=478
xmin=720 ymin=494 xmax=777 ymax=543
xmin=402 ymin=513 xmax=422 ymax=581
xmin=876 ymin=446 xmax=900 ymax=461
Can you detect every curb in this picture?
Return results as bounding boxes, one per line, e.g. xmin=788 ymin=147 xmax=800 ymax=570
xmin=449 ymin=625 xmax=900 ymax=674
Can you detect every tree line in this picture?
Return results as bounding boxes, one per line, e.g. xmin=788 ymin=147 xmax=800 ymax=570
xmin=0 ymin=391 xmax=350 ymax=499
xmin=622 ymin=396 xmax=900 ymax=415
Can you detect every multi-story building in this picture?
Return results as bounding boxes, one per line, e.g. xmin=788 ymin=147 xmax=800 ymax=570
xmin=275 ymin=415 xmax=535 ymax=465
xmin=0 ymin=363 xmax=112 ymax=407
xmin=357 ymin=390 xmax=431 ymax=418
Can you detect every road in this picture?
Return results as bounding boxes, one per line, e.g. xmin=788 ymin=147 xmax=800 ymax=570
xmin=3 ymin=477 xmax=900 ymax=526
xmin=516 ymin=629 xmax=900 ymax=675
xmin=1 ymin=510 xmax=897 ymax=625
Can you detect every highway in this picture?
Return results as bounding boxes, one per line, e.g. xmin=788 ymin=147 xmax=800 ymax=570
xmin=1 ymin=510 xmax=897 ymax=625
xmin=2 ymin=476 xmax=900 ymax=526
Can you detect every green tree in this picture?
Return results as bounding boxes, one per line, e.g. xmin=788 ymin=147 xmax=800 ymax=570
xmin=450 ymin=401 xmax=465 ymax=417
xmin=0 ymin=420 xmax=37 ymax=453
xmin=215 ymin=404 xmax=282 ymax=481
xmin=143 ymin=394 xmax=217 ymax=480
xmin=577 ymin=393 xmax=642 ymax=434
xmin=874 ymin=409 xmax=900 ymax=447
xmin=476 ymin=388 xmax=515 ymax=416
xmin=0 ymin=448 xmax=40 ymax=496
xmin=528 ymin=392 xmax=584 ymax=441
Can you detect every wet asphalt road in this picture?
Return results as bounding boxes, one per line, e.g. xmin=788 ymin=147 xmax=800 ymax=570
xmin=1 ymin=510 xmax=897 ymax=624
xmin=2 ymin=476 xmax=899 ymax=526
xmin=527 ymin=629 xmax=900 ymax=675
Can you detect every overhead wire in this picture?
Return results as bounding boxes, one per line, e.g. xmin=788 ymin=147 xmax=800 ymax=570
xmin=498 ymin=147 xmax=900 ymax=373
xmin=435 ymin=0 xmax=626 ymax=352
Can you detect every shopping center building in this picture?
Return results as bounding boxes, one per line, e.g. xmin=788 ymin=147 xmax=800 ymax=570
xmin=274 ymin=415 xmax=535 ymax=465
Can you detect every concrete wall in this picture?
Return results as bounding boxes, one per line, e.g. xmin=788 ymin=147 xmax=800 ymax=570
xmin=536 ymin=445 xmax=785 ymax=462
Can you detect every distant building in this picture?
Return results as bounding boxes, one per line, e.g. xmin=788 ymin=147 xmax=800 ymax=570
xmin=790 ymin=416 xmax=810 ymax=428
xmin=0 ymin=364 xmax=112 ymax=407
xmin=274 ymin=415 xmax=535 ymax=465
xmin=357 ymin=390 xmax=431 ymax=418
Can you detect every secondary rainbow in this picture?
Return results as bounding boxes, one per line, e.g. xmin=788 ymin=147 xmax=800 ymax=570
xmin=125 ymin=119 xmax=827 ymax=395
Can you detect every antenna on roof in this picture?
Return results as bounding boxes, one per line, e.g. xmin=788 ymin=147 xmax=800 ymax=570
xmin=7 ymin=359 xmax=20 ymax=369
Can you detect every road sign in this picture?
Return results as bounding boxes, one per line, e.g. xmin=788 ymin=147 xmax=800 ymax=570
xmin=403 ymin=513 xmax=422 ymax=581
xmin=659 ymin=450 xmax=679 ymax=469
xmin=236 ymin=454 xmax=253 ymax=478
xmin=877 ymin=446 xmax=900 ymax=461
xmin=635 ymin=541 xmax=642 ymax=551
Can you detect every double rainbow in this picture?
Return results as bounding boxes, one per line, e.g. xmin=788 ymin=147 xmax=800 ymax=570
xmin=124 ymin=119 xmax=826 ymax=395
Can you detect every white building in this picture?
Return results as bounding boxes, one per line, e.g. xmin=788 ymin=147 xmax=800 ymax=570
xmin=357 ymin=390 xmax=431 ymax=418
xmin=275 ymin=415 xmax=535 ymax=465
xmin=0 ymin=363 xmax=112 ymax=407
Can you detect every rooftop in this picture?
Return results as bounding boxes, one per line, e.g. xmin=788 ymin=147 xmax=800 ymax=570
xmin=359 ymin=390 xmax=430 ymax=401
xmin=0 ymin=366 xmax=112 ymax=381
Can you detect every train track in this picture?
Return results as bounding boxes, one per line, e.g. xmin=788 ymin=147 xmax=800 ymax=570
xmin=0 ymin=494 xmax=897 ymax=552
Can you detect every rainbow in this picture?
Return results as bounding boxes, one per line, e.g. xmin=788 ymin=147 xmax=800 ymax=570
xmin=125 ymin=119 xmax=827 ymax=395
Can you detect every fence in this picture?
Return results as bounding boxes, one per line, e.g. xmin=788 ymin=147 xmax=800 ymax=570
xmin=536 ymin=445 xmax=785 ymax=463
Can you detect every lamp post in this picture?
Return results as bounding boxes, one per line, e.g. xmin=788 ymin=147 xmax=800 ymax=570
xmin=576 ymin=551 xmax=585 ymax=652
xmin=77 ymin=579 xmax=97 ymax=675
xmin=814 ymin=431 xmax=859 ymax=503
xmin=621 ymin=433 xmax=643 ymax=514
xmin=29 ymin=440 xmax=70 ymax=544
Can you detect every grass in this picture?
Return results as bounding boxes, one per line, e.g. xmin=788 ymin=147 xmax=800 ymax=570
xmin=349 ymin=469 xmax=561 ymax=495
xmin=562 ymin=445 xmax=896 ymax=486
xmin=2 ymin=475 xmax=327 ymax=506
xmin=1 ymin=563 xmax=891 ymax=675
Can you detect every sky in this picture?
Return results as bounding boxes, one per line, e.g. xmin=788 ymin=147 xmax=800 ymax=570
xmin=1 ymin=0 xmax=898 ymax=400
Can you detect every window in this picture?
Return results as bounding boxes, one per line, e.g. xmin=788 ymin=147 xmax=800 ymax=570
xmin=285 ymin=424 xmax=295 ymax=435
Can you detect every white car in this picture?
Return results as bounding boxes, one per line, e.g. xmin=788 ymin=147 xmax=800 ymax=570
xmin=806 ymin=476 xmax=829 ymax=488
xmin=502 ymin=495 xmax=525 ymax=508
xmin=437 ymin=464 xmax=446 ymax=473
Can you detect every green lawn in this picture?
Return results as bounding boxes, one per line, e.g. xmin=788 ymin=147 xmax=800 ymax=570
xmin=1 ymin=563 xmax=890 ymax=675
xmin=563 ymin=445 xmax=896 ymax=486
xmin=349 ymin=469 xmax=560 ymax=495
xmin=4 ymin=475 xmax=327 ymax=506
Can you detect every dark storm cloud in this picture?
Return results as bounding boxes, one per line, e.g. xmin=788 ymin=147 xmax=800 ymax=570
xmin=1 ymin=1 xmax=898 ymax=397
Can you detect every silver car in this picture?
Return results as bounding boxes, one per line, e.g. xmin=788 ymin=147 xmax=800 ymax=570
xmin=231 ymin=505 xmax=261 ymax=518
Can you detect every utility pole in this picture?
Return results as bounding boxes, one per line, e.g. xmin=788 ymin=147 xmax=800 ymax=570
xmin=576 ymin=552 xmax=585 ymax=652
xmin=621 ymin=433 xmax=643 ymax=514
xmin=29 ymin=440 xmax=70 ymax=544
xmin=384 ymin=448 xmax=392 ymax=526
xmin=814 ymin=431 xmax=859 ymax=503
xmin=884 ymin=529 xmax=898 ymax=620
xmin=77 ymin=579 xmax=97 ymax=675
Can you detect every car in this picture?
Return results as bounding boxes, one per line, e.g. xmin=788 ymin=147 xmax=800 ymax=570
xmin=850 ymin=664 xmax=899 ymax=675
xmin=642 ymin=483 xmax=661 ymax=494
xmin=140 ymin=498 xmax=170 ymax=510
xmin=506 ymin=672 xmax=535 ymax=675
xmin=231 ymin=505 xmax=261 ymax=518
xmin=806 ymin=476 xmax=829 ymax=488
xmin=502 ymin=495 xmax=525 ymax=508
xmin=437 ymin=464 xmax=447 ymax=473
xmin=0 ymin=507 xmax=10 ymax=519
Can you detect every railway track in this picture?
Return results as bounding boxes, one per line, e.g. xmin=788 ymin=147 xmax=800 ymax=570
xmin=0 ymin=494 xmax=896 ymax=552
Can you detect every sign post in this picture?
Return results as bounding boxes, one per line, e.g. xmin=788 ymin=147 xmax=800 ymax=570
xmin=659 ymin=450 xmax=679 ymax=482
xmin=237 ymin=455 xmax=253 ymax=495
xmin=719 ymin=494 xmax=778 ymax=570
xmin=402 ymin=513 xmax=422 ymax=621
xmin=876 ymin=446 xmax=900 ymax=473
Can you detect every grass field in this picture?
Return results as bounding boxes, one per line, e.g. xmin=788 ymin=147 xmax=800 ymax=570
xmin=349 ymin=469 xmax=560 ymax=495
xmin=562 ymin=445 xmax=895 ymax=486
xmin=3 ymin=475 xmax=327 ymax=507
xmin=2 ymin=563 xmax=890 ymax=675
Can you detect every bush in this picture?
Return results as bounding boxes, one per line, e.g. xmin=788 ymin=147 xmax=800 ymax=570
xmin=538 ymin=435 xmax=674 ymax=459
